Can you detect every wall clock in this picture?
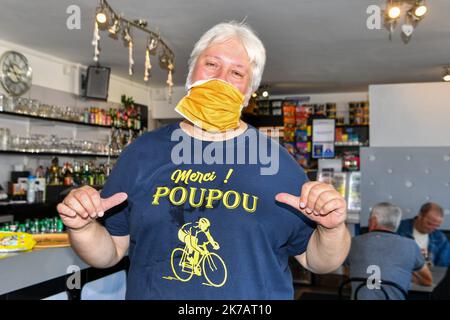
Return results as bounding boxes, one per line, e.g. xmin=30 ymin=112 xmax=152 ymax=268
xmin=0 ymin=50 xmax=33 ymax=96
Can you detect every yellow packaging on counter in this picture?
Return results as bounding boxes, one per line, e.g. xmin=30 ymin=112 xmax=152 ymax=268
xmin=0 ymin=231 xmax=36 ymax=253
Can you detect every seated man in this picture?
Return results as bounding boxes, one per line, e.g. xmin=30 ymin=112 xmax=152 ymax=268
xmin=397 ymin=202 xmax=450 ymax=267
xmin=345 ymin=202 xmax=432 ymax=300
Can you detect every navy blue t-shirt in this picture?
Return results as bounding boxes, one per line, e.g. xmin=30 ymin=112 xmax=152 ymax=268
xmin=101 ymin=122 xmax=316 ymax=299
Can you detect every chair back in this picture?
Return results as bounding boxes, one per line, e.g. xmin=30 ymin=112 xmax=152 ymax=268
xmin=338 ymin=277 xmax=408 ymax=300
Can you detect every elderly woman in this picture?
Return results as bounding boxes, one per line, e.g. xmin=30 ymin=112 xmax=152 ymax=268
xmin=58 ymin=21 xmax=350 ymax=299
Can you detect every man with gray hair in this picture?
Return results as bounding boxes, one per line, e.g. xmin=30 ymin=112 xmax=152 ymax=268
xmin=398 ymin=202 xmax=450 ymax=267
xmin=58 ymin=21 xmax=350 ymax=299
xmin=345 ymin=202 xmax=432 ymax=299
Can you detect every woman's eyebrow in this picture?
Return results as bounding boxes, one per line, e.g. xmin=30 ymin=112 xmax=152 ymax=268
xmin=204 ymin=55 xmax=222 ymax=61
xmin=205 ymin=55 xmax=247 ymax=70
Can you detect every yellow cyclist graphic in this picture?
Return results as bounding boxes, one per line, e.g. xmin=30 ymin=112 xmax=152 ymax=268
xmin=163 ymin=217 xmax=228 ymax=287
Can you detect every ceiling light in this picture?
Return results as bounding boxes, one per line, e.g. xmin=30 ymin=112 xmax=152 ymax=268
xmin=388 ymin=5 xmax=401 ymax=19
xmin=96 ymin=6 xmax=108 ymax=25
xmin=108 ymin=17 xmax=120 ymax=38
xmin=251 ymin=92 xmax=257 ymax=98
xmin=96 ymin=12 xmax=107 ymax=24
xmin=412 ymin=1 xmax=428 ymax=18
xmin=443 ymin=67 xmax=450 ymax=82
xmin=262 ymin=91 xmax=269 ymax=98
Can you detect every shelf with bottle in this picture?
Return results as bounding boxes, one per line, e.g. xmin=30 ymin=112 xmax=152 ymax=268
xmin=0 ymin=217 xmax=65 ymax=234
xmin=46 ymin=158 xmax=112 ymax=190
xmin=0 ymin=94 xmax=145 ymax=132
xmin=3 ymin=158 xmax=114 ymax=207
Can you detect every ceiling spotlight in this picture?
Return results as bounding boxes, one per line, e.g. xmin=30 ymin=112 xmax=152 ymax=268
xmin=411 ymin=1 xmax=428 ymax=18
xmin=262 ymin=91 xmax=269 ymax=98
xmin=108 ymin=17 xmax=120 ymax=38
xmin=251 ymin=92 xmax=258 ymax=98
xmin=95 ymin=4 xmax=108 ymax=26
xmin=387 ymin=4 xmax=401 ymax=19
xmin=443 ymin=67 xmax=450 ymax=82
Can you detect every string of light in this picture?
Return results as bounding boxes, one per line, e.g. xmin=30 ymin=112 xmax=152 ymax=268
xmin=383 ymin=0 xmax=428 ymax=43
xmin=92 ymin=0 xmax=175 ymax=98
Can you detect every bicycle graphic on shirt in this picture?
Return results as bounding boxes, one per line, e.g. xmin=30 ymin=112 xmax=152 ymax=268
xmin=163 ymin=218 xmax=227 ymax=287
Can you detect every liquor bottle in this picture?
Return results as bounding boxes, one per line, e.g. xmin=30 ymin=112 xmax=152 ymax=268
xmin=72 ymin=161 xmax=81 ymax=186
xmin=104 ymin=162 xmax=112 ymax=178
xmin=48 ymin=157 xmax=61 ymax=185
xmin=63 ymin=162 xmax=73 ymax=186
xmin=81 ymin=162 xmax=88 ymax=186
xmin=82 ymin=162 xmax=94 ymax=186
xmin=135 ymin=112 xmax=141 ymax=130
xmin=95 ymin=164 xmax=106 ymax=186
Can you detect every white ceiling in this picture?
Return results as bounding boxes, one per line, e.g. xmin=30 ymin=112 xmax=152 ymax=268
xmin=0 ymin=0 xmax=449 ymax=94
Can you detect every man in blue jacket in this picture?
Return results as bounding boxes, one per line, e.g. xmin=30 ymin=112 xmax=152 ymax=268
xmin=397 ymin=203 xmax=450 ymax=267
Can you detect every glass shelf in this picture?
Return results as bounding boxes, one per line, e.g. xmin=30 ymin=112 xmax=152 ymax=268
xmin=0 ymin=110 xmax=140 ymax=132
xmin=0 ymin=150 xmax=117 ymax=158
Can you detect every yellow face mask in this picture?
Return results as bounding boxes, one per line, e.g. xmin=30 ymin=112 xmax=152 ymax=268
xmin=175 ymin=79 xmax=245 ymax=132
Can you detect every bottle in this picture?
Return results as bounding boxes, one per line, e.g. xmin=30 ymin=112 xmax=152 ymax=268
xmin=27 ymin=175 xmax=36 ymax=204
xmin=49 ymin=157 xmax=61 ymax=185
xmin=88 ymin=162 xmax=95 ymax=185
xmin=80 ymin=162 xmax=87 ymax=185
xmin=89 ymin=107 xmax=95 ymax=124
xmin=83 ymin=107 xmax=89 ymax=123
xmin=96 ymin=164 xmax=106 ymax=186
xmin=82 ymin=162 xmax=94 ymax=186
xmin=34 ymin=180 xmax=44 ymax=203
xmin=135 ymin=113 xmax=141 ymax=130
xmin=104 ymin=162 xmax=112 ymax=178
xmin=106 ymin=108 xmax=112 ymax=126
xmin=63 ymin=162 xmax=73 ymax=186
xmin=35 ymin=165 xmax=45 ymax=178
xmin=73 ymin=161 xmax=81 ymax=186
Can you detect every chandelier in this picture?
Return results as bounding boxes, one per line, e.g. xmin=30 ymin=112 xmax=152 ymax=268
xmin=92 ymin=0 xmax=175 ymax=97
xmin=383 ymin=0 xmax=428 ymax=43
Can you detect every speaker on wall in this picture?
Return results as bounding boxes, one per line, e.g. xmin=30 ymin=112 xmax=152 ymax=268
xmin=83 ymin=65 xmax=111 ymax=101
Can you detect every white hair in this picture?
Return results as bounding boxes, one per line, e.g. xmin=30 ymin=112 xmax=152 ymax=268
xmin=370 ymin=202 xmax=403 ymax=232
xmin=185 ymin=21 xmax=266 ymax=105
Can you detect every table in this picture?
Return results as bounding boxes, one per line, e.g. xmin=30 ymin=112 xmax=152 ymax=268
xmin=408 ymin=266 xmax=448 ymax=299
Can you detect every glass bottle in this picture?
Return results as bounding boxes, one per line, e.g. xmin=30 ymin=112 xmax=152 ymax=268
xmin=73 ymin=161 xmax=81 ymax=186
xmin=49 ymin=157 xmax=61 ymax=185
xmin=63 ymin=162 xmax=73 ymax=186
xmin=96 ymin=164 xmax=106 ymax=186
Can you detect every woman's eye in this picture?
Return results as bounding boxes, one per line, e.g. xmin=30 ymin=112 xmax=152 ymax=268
xmin=232 ymin=71 xmax=243 ymax=78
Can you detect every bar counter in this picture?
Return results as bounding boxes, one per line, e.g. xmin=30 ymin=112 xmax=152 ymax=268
xmin=0 ymin=247 xmax=128 ymax=299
